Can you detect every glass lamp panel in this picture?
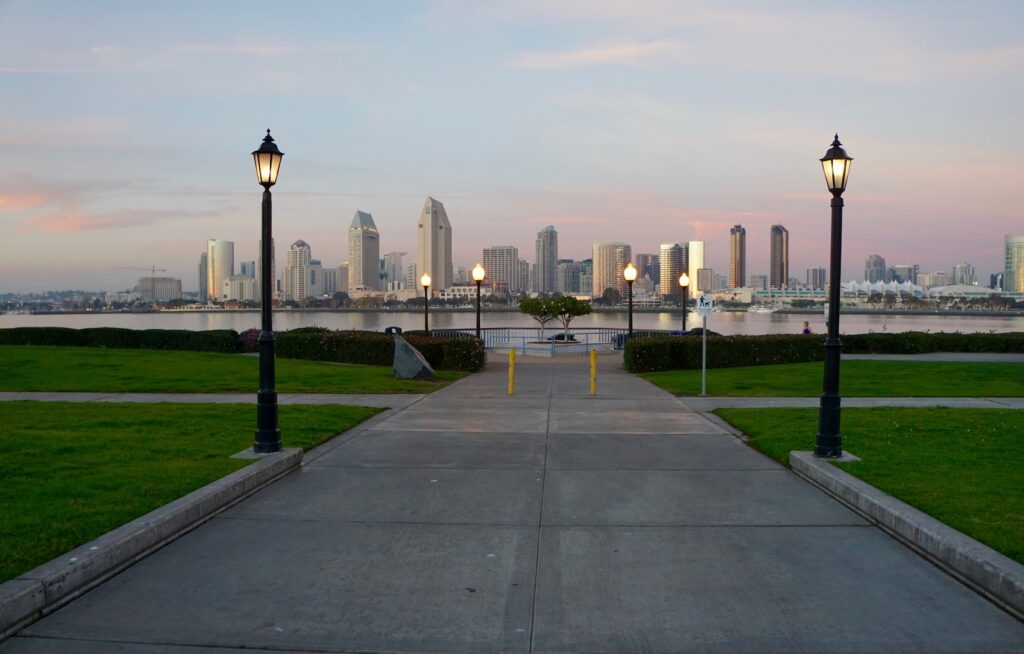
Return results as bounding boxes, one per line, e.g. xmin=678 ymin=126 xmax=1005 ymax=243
xmin=624 ymin=264 xmax=637 ymax=282
xmin=421 ymin=273 xmax=431 ymax=287
xmin=679 ymin=273 xmax=689 ymax=287
xmin=472 ymin=264 xmax=485 ymax=281
xmin=267 ymin=152 xmax=282 ymax=185
xmin=838 ymin=159 xmax=851 ymax=190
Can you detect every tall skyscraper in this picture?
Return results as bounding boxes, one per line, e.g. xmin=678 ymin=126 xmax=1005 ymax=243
xmin=557 ymin=260 xmax=583 ymax=294
xmin=951 ymin=262 xmax=976 ymax=286
xmin=659 ymin=243 xmax=684 ymax=298
xmin=635 ymin=254 xmax=658 ymax=283
xmin=806 ymin=266 xmax=827 ymax=289
xmin=416 ymin=197 xmax=453 ymax=290
xmin=990 ymin=273 xmax=1004 ymax=290
xmin=865 ymin=254 xmax=887 ymax=282
xmin=482 ymin=245 xmax=519 ymax=293
xmin=769 ymin=225 xmax=789 ymax=289
xmin=592 ymin=242 xmax=631 ymax=297
xmin=729 ymin=225 xmax=746 ymax=288
xmin=687 ymin=240 xmax=704 ymax=291
xmin=1006 ymin=235 xmax=1024 ymax=292
xmin=283 ymin=240 xmax=311 ymax=301
xmin=382 ymin=252 xmax=405 ymax=290
xmin=534 ymin=225 xmax=558 ymax=293
xmin=337 ymin=262 xmax=349 ymax=294
xmin=197 ymin=252 xmax=208 ymax=302
xmin=348 ymin=210 xmax=381 ymax=292
xmin=518 ymin=259 xmax=531 ymax=294
xmin=240 ymin=261 xmax=256 ymax=279
xmin=891 ymin=264 xmax=916 ymax=284
xmin=206 ymin=239 xmax=234 ymax=300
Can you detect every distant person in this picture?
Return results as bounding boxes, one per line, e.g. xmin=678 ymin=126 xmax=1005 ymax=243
xmin=802 ymin=321 xmax=812 ymax=335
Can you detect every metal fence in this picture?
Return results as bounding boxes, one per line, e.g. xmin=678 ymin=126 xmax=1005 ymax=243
xmin=430 ymin=327 xmax=669 ymax=356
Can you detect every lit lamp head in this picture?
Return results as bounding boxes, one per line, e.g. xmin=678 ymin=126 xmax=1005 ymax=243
xmin=820 ymin=134 xmax=852 ymax=196
xmin=420 ymin=273 xmax=431 ymax=289
xmin=623 ymin=263 xmax=637 ymax=283
xmin=678 ymin=272 xmax=689 ymax=288
xmin=252 ymin=129 xmax=283 ymax=188
xmin=472 ymin=263 xmax=486 ymax=282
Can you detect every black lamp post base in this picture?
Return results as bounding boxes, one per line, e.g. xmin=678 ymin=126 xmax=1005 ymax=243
xmin=254 ymin=390 xmax=281 ymax=453
xmin=815 ymin=393 xmax=842 ymax=458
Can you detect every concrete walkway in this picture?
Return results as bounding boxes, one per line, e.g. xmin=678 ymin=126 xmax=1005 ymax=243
xmin=3 ymin=358 xmax=1022 ymax=653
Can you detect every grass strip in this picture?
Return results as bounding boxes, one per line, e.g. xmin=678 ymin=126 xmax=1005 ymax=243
xmin=0 ymin=345 xmax=463 ymax=393
xmin=0 ymin=401 xmax=381 ymax=583
xmin=715 ymin=407 xmax=1024 ymax=564
xmin=642 ymin=360 xmax=1024 ymax=397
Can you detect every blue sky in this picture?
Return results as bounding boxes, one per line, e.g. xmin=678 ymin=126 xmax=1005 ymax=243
xmin=1 ymin=0 xmax=1021 ymax=291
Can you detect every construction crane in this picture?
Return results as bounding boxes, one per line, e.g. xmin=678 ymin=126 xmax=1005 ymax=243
xmin=115 ymin=265 xmax=167 ymax=278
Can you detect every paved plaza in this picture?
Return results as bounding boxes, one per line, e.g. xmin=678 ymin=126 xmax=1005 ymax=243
xmin=2 ymin=357 xmax=1022 ymax=652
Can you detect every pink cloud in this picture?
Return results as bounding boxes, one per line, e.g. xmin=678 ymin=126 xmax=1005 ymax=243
xmin=510 ymin=39 xmax=689 ymax=69
xmin=0 ymin=193 xmax=49 ymax=211
xmin=20 ymin=209 xmax=197 ymax=233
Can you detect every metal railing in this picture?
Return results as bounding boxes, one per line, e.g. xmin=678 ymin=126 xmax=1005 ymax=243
xmin=429 ymin=327 xmax=670 ymax=356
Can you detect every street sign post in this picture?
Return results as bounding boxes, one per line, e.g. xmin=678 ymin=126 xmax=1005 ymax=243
xmin=695 ymin=294 xmax=714 ymax=396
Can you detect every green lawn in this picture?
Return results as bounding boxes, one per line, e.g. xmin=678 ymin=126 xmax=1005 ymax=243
xmin=0 ymin=345 xmax=463 ymax=393
xmin=715 ymin=407 xmax=1024 ymax=564
xmin=642 ymin=360 xmax=1024 ymax=397
xmin=0 ymin=401 xmax=381 ymax=583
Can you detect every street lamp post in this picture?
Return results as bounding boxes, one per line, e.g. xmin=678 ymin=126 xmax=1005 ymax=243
xmin=252 ymin=130 xmax=283 ymax=454
xmin=421 ymin=273 xmax=431 ymax=332
xmin=678 ymin=273 xmax=689 ymax=332
xmin=472 ymin=263 xmax=485 ymax=340
xmin=623 ymin=262 xmax=637 ymax=338
xmin=816 ymin=134 xmax=853 ymax=458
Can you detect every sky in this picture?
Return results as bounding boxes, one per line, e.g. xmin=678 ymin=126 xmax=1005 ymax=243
xmin=1 ymin=0 xmax=1022 ymax=292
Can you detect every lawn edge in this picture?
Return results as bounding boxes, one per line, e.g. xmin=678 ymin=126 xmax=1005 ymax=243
xmin=0 ymin=447 xmax=302 ymax=641
xmin=790 ymin=451 xmax=1024 ymax=621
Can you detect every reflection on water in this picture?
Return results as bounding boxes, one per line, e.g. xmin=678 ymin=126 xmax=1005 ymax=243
xmin=2 ymin=310 xmax=1022 ymax=335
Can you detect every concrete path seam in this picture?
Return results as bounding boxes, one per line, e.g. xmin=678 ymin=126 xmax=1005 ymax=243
xmin=790 ymin=451 xmax=1024 ymax=622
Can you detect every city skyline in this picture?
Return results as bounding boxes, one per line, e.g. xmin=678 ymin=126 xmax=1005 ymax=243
xmin=1 ymin=2 xmax=1022 ymax=291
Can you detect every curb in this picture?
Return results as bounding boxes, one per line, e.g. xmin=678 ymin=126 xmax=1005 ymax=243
xmin=790 ymin=451 xmax=1024 ymax=620
xmin=0 ymin=448 xmax=302 ymax=640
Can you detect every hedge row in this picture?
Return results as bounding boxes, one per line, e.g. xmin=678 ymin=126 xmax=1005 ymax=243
xmin=0 ymin=327 xmax=240 ymax=353
xmin=624 ymin=331 xmax=1024 ymax=372
xmin=275 ymin=329 xmax=485 ymax=372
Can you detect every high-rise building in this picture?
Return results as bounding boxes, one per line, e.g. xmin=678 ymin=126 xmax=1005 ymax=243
xmin=806 ymin=266 xmax=827 ymax=289
xmin=917 ymin=271 xmax=949 ymax=289
xmin=337 ymin=263 xmax=349 ymax=295
xmin=482 ymin=246 xmax=519 ymax=294
xmin=769 ymin=225 xmax=789 ymax=289
xmin=518 ymin=259 xmax=530 ymax=294
xmin=687 ymin=241 xmax=704 ymax=291
xmin=729 ymin=225 xmax=746 ymax=288
xmin=197 ymin=252 xmax=208 ymax=302
xmin=283 ymin=240 xmax=311 ymax=301
xmin=416 ymin=197 xmax=453 ymax=290
xmin=1007 ymin=236 xmax=1024 ymax=292
xmin=749 ymin=274 xmax=769 ymax=290
xmin=206 ymin=239 xmax=234 ymax=300
xmin=579 ymin=259 xmax=593 ymax=295
xmin=349 ymin=210 xmax=381 ymax=292
xmin=891 ymin=264 xmax=916 ymax=284
xmin=557 ymin=260 xmax=583 ymax=294
xmin=308 ymin=260 xmax=324 ymax=296
xmin=696 ymin=268 xmax=714 ymax=292
xmin=635 ymin=254 xmax=658 ymax=284
xmin=138 ymin=277 xmax=183 ymax=303
xmin=865 ymin=254 xmax=887 ymax=283
xmin=222 ymin=275 xmax=256 ymax=302
xmin=592 ymin=242 xmax=631 ymax=297
xmin=240 ymin=261 xmax=256 ymax=279
xmin=382 ymin=252 xmax=405 ymax=291
xmin=952 ymin=262 xmax=976 ymax=286
xmin=659 ymin=243 xmax=684 ymax=298
xmin=320 ymin=267 xmax=338 ymax=296
xmin=990 ymin=273 xmax=1004 ymax=290
xmin=534 ymin=226 xmax=558 ymax=293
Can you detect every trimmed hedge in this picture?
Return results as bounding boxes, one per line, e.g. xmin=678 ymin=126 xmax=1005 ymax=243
xmin=275 ymin=329 xmax=485 ymax=372
xmin=625 ymin=331 xmax=1024 ymax=373
xmin=0 ymin=327 xmax=240 ymax=353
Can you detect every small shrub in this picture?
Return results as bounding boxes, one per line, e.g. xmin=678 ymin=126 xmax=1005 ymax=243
xmin=274 ymin=329 xmax=484 ymax=372
xmin=0 ymin=327 xmax=239 ymax=353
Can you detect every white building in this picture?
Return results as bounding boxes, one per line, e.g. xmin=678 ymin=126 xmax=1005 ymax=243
xmin=416 ymin=197 xmax=453 ymax=290
xmin=592 ymin=242 xmax=631 ymax=298
xmin=483 ymin=245 xmax=520 ymax=294
xmin=283 ymin=240 xmax=312 ymax=301
xmin=952 ymin=262 xmax=976 ymax=286
xmin=687 ymin=240 xmax=705 ymax=292
xmin=534 ymin=225 xmax=558 ymax=293
xmin=138 ymin=277 xmax=183 ymax=303
xmin=222 ymin=275 xmax=257 ymax=302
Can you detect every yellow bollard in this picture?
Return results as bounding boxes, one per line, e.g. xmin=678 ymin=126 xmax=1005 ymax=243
xmin=508 ymin=349 xmax=516 ymax=396
xmin=589 ymin=348 xmax=597 ymax=396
